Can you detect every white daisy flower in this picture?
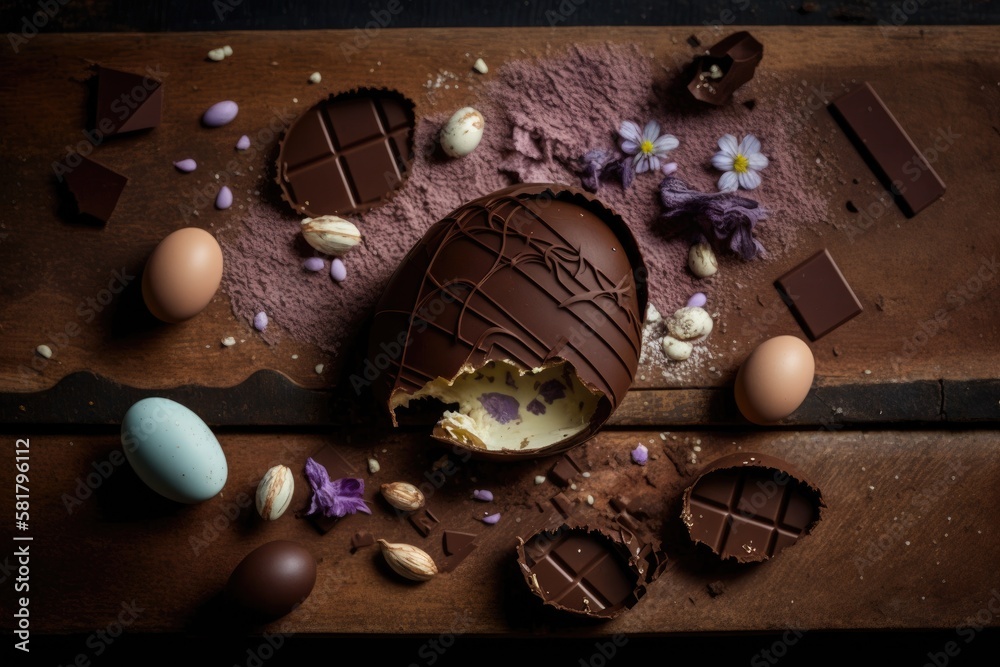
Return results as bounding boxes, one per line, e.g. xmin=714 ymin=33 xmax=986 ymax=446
xmin=712 ymin=134 xmax=769 ymax=192
xmin=620 ymin=120 xmax=679 ymax=174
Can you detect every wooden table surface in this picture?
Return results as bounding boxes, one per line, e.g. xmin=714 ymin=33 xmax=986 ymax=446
xmin=1 ymin=26 xmax=999 ymax=640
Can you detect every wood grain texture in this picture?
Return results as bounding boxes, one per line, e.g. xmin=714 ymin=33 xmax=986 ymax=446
xmin=4 ymin=429 xmax=997 ymax=634
xmin=0 ymin=27 xmax=998 ymax=397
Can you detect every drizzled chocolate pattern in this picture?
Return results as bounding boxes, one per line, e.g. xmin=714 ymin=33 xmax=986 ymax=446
xmin=367 ymin=184 xmax=647 ymax=457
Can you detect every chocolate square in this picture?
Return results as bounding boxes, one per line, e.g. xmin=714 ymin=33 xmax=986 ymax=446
xmin=775 ymin=249 xmax=863 ymax=340
xmin=63 ymin=157 xmax=128 ymax=223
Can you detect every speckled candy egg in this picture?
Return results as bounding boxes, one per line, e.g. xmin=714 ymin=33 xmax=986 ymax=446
xmin=121 ymin=397 xmax=228 ymax=503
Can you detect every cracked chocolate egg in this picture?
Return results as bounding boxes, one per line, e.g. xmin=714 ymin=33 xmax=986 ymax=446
xmin=366 ymin=184 xmax=647 ymax=458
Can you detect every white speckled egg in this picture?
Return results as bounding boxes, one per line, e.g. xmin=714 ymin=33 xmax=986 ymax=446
xmin=121 ymin=397 xmax=228 ymax=503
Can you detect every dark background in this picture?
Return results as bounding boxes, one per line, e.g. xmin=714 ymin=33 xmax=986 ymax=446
xmin=1 ymin=0 xmax=999 ymax=31
xmin=4 ymin=0 xmax=999 ymax=664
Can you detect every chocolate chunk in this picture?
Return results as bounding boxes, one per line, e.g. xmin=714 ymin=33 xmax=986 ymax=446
xmin=516 ymin=524 xmax=664 ymax=619
xmin=775 ymin=248 xmax=863 ymax=340
xmin=686 ymin=35 xmax=701 ymax=47
xmin=368 ymin=184 xmax=648 ymax=459
xmin=308 ymin=445 xmax=359 ymax=534
xmin=550 ymin=492 xmax=576 ymax=519
xmin=443 ymin=530 xmax=477 ymax=556
xmin=682 ymin=452 xmax=824 ymax=563
xmin=687 ymin=31 xmax=763 ymax=105
xmin=63 ymin=157 xmax=128 ymax=224
xmin=275 ymin=88 xmax=414 ymax=217
xmin=707 ymin=580 xmax=726 ymax=597
xmin=548 ymin=454 xmax=583 ymax=487
xmin=408 ymin=508 xmax=440 ymax=537
xmin=829 ymin=82 xmax=946 ymax=217
xmin=93 ymin=65 xmax=163 ymax=135
xmin=350 ymin=529 xmax=376 ymax=553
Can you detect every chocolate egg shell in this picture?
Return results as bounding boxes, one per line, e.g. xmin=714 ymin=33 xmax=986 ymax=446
xmin=681 ymin=452 xmax=825 ymax=564
xmin=366 ymin=184 xmax=647 ymax=459
xmin=226 ymin=540 xmax=317 ymax=618
xmin=515 ymin=522 xmax=666 ymax=619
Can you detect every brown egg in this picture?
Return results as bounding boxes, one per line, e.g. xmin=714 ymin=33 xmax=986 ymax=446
xmin=142 ymin=227 xmax=223 ymax=323
xmin=226 ymin=540 xmax=316 ymax=618
xmin=735 ymin=335 xmax=815 ymax=425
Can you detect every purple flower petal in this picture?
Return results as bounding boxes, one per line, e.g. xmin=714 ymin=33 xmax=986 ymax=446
xmin=634 ymin=154 xmax=650 ymax=174
xmin=526 ymin=399 xmax=546 ymax=415
xmin=505 ymin=371 xmax=517 ymax=388
xmin=304 ymin=457 xmax=371 ymax=518
xmin=537 ymin=379 xmax=566 ymax=404
xmin=659 ymin=176 xmax=768 ymax=260
xmin=662 ymin=161 xmax=678 ymax=175
xmin=618 ymin=120 xmax=643 ymax=144
xmin=621 ymin=158 xmax=636 ymax=189
xmin=631 ymin=444 xmax=649 ymax=466
xmin=642 ymin=120 xmax=661 ymax=141
xmin=481 ymin=513 xmax=501 ymax=525
xmin=652 ymin=134 xmax=679 ymax=153
xmin=472 ymin=489 xmax=494 ymax=502
xmin=620 ymin=140 xmax=639 ymax=155
xmin=478 ymin=393 xmax=520 ymax=424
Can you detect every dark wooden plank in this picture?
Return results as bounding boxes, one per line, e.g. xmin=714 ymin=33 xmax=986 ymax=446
xmin=4 ymin=429 xmax=997 ymax=634
xmin=0 ymin=372 xmax=973 ymax=426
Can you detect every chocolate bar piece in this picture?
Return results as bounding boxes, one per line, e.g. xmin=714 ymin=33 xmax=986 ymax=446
xmin=94 ymin=66 xmax=163 ymax=135
xmin=829 ymin=82 xmax=945 ymax=216
xmin=775 ymin=248 xmax=863 ymax=340
xmin=682 ymin=453 xmax=824 ymax=563
xmin=276 ymin=88 xmax=415 ymax=217
xmin=63 ymin=157 xmax=128 ymax=223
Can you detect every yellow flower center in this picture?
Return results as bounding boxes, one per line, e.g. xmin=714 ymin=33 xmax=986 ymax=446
xmin=640 ymin=139 xmax=655 ymax=155
xmin=733 ymin=153 xmax=750 ymax=174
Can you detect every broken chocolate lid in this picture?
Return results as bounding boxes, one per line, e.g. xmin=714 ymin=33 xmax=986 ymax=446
xmin=682 ymin=452 xmax=824 ymax=563
xmin=516 ymin=522 xmax=665 ymax=620
xmin=687 ymin=31 xmax=763 ymax=105
xmin=275 ymin=88 xmax=415 ymax=218
xmin=366 ymin=183 xmax=647 ymax=459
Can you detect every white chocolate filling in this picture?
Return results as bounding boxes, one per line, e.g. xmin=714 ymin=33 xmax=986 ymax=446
xmin=392 ymin=360 xmax=602 ymax=452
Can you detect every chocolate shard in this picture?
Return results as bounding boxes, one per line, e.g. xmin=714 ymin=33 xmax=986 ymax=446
xmin=275 ymin=88 xmax=415 ymax=218
xmin=368 ymin=184 xmax=648 ymax=459
xmin=829 ymin=82 xmax=946 ymax=217
xmin=681 ymin=452 xmax=825 ymax=563
xmin=350 ymin=529 xmax=376 ymax=553
xmin=775 ymin=248 xmax=863 ymax=340
xmin=408 ymin=508 xmax=441 ymax=538
xmin=63 ymin=157 xmax=128 ymax=224
xmin=548 ymin=453 xmax=584 ymax=487
xmin=687 ymin=31 xmax=763 ymax=105
xmin=94 ymin=65 xmax=163 ymax=135
xmin=516 ymin=522 xmax=666 ymax=619
xmin=443 ymin=530 xmax=477 ymax=557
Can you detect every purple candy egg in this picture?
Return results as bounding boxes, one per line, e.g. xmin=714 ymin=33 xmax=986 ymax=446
xmin=687 ymin=292 xmax=707 ymax=308
xmin=236 ymin=135 xmax=251 ymax=150
xmin=215 ymin=186 xmax=233 ymax=210
xmin=303 ymin=257 xmax=325 ymax=272
xmin=202 ymin=100 xmax=239 ymax=127
xmin=253 ymin=311 xmax=268 ymax=331
xmin=173 ymin=159 xmax=197 ymax=172
xmin=330 ymin=258 xmax=347 ymax=283
xmin=481 ymin=513 xmax=501 ymax=525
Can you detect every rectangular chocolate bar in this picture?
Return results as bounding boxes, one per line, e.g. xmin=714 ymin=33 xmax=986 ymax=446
xmin=775 ymin=248 xmax=863 ymax=340
xmin=829 ymin=82 xmax=945 ymax=217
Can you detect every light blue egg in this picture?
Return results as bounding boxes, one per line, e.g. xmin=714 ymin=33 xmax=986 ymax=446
xmin=121 ymin=397 xmax=227 ymax=503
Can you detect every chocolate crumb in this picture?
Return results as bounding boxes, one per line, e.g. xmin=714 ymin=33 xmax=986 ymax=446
xmin=845 ymin=200 xmax=859 ymax=213
xmin=707 ymin=580 xmax=726 ymax=597
xmin=833 ymin=345 xmax=842 ymax=357
xmin=686 ymin=35 xmax=701 ymax=47
xmin=743 ymin=99 xmax=757 ymax=111
xmin=797 ymin=1 xmax=820 ymax=14
xmin=350 ymin=529 xmax=376 ymax=553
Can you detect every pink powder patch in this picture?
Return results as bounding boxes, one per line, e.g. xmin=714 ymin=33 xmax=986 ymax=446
xmin=221 ymin=43 xmax=827 ymax=382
